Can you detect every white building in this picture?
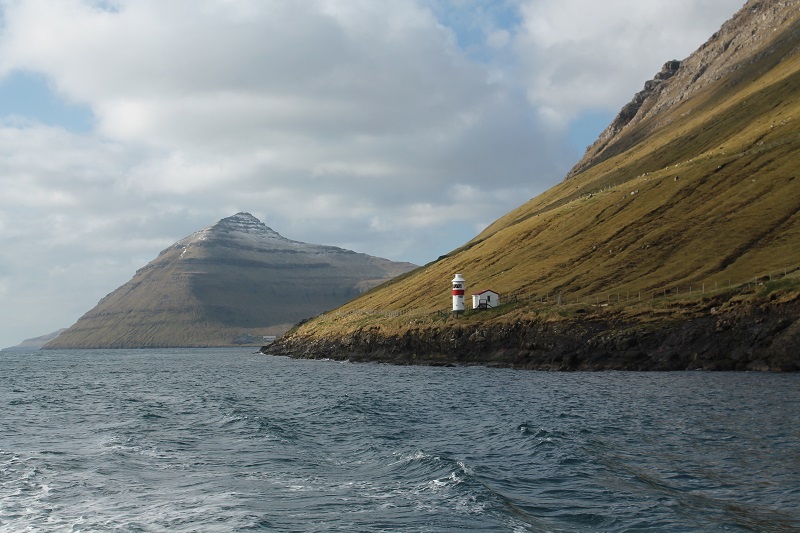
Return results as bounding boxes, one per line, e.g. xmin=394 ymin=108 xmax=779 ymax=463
xmin=472 ymin=289 xmax=500 ymax=310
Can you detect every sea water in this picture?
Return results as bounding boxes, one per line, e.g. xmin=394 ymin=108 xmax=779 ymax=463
xmin=1 ymin=348 xmax=798 ymax=532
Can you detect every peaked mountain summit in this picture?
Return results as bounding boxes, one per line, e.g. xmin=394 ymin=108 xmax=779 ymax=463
xmin=266 ymin=0 xmax=800 ymax=370
xmin=45 ymin=213 xmax=417 ymax=348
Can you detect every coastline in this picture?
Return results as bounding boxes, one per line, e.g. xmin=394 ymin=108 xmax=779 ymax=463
xmin=261 ymin=293 xmax=800 ymax=371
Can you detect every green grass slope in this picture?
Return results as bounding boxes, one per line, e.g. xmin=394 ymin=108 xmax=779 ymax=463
xmin=273 ymin=1 xmax=800 ymax=351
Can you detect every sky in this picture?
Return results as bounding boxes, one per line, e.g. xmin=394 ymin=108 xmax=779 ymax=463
xmin=0 ymin=0 xmax=744 ymax=348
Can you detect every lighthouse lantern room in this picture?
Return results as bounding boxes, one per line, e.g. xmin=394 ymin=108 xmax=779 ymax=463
xmin=452 ymin=274 xmax=466 ymax=314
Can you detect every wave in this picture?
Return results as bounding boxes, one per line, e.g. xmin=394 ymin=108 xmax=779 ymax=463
xmin=1 ymin=350 xmax=798 ymax=532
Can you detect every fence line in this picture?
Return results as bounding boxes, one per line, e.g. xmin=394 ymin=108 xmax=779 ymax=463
xmin=326 ymin=265 xmax=799 ymax=321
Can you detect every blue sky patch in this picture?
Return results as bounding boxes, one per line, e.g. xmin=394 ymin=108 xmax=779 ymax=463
xmin=569 ymin=110 xmax=615 ymax=155
xmin=0 ymin=70 xmax=94 ymax=132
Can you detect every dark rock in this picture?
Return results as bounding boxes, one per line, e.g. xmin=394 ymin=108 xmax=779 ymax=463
xmin=262 ymin=296 xmax=800 ymax=371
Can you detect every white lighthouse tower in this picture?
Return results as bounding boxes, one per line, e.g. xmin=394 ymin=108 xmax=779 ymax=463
xmin=452 ymin=274 xmax=466 ymax=314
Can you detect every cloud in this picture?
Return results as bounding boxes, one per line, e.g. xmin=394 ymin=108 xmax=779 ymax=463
xmin=3 ymin=1 xmax=483 ymax=143
xmin=515 ymin=0 xmax=743 ymax=126
xmin=0 ymin=0 xmax=743 ymax=346
xmin=0 ymin=0 xmax=553 ymax=210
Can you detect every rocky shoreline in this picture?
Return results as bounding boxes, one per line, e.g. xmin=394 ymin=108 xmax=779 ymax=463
xmin=261 ymin=295 xmax=800 ymax=371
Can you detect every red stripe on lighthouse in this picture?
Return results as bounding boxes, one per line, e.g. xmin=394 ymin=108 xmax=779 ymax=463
xmin=452 ymin=289 xmax=464 ymax=296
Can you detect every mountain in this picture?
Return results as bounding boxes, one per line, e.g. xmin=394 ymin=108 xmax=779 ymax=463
xmin=44 ymin=213 xmax=417 ymax=349
xmin=265 ymin=0 xmax=800 ymax=370
xmin=2 ymin=329 xmax=66 ymax=351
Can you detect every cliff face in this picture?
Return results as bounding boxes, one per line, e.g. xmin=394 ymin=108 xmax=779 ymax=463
xmin=45 ymin=213 xmax=417 ymax=349
xmin=566 ymin=60 xmax=682 ymax=177
xmin=569 ymin=0 xmax=800 ymax=177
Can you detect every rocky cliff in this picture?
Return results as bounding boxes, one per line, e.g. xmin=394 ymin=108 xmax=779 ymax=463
xmin=263 ymin=291 xmax=800 ymax=371
xmin=569 ymin=0 xmax=800 ymax=177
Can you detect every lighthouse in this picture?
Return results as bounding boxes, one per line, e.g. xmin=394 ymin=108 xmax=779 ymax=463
xmin=452 ymin=274 xmax=466 ymax=314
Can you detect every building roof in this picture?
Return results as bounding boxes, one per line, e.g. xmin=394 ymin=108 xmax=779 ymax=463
xmin=473 ymin=289 xmax=498 ymax=295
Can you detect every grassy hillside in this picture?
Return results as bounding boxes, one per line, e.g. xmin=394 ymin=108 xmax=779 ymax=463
xmin=275 ymin=3 xmax=800 ymax=344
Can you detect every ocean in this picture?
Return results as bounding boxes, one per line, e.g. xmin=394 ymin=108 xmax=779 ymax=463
xmin=1 ymin=348 xmax=798 ymax=532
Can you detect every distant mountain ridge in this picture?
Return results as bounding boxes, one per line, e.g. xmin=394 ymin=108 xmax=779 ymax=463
xmin=2 ymin=329 xmax=65 ymax=351
xmin=45 ymin=213 xmax=417 ymax=349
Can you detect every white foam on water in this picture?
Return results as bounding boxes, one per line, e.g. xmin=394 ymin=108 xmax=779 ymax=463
xmin=2 ymin=350 xmax=798 ymax=532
